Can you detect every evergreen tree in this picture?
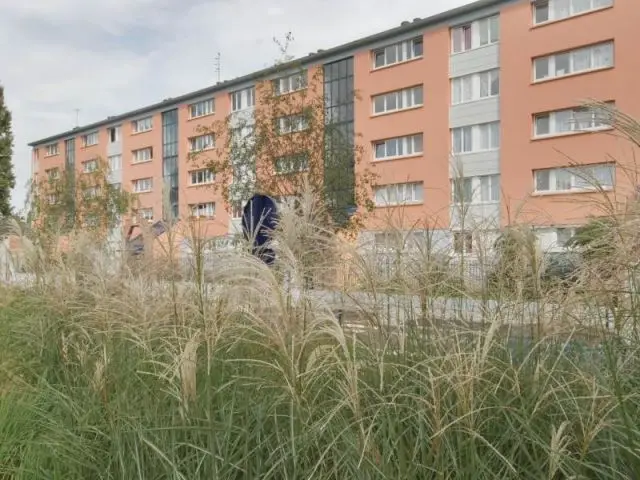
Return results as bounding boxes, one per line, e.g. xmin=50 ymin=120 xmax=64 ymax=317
xmin=0 ymin=84 xmax=16 ymax=217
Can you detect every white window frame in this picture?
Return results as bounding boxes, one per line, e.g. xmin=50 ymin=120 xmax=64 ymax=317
xmin=82 ymin=159 xmax=98 ymax=173
xmin=274 ymin=153 xmax=309 ymax=174
xmin=83 ymin=185 xmax=100 ymax=199
xmin=189 ymin=168 xmax=215 ymax=186
xmin=82 ymin=131 xmax=99 ymax=147
xmin=108 ymin=154 xmax=122 ymax=172
xmin=189 ymin=134 xmax=215 ymax=152
xmin=373 ymin=134 xmax=423 ymax=161
xmin=133 ymin=178 xmax=153 ymax=193
xmin=451 ymin=69 xmax=500 ymax=105
xmin=532 ymin=0 xmax=613 ymax=26
xmin=533 ymin=163 xmax=615 ymax=194
xmin=533 ymin=103 xmax=613 ymax=137
xmin=533 ymin=41 xmax=614 ymax=81
xmin=140 ymin=208 xmax=154 ymax=222
xmin=452 ymin=174 xmax=500 ymax=204
xmin=190 ymin=202 xmax=216 ymax=218
xmin=273 ymin=72 xmax=308 ymax=96
xmin=46 ymin=168 xmax=60 ymax=180
xmin=277 ymin=114 xmax=309 ymax=134
xmin=189 ymin=98 xmax=215 ymax=119
xmin=231 ymin=87 xmax=256 ymax=112
xmin=451 ymin=122 xmax=500 ymax=154
xmin=372 ymin=86 xmax=423 ymax=115
xmin=555 ymin=227 xmax=577 ymax=248
xmin=108 ymin=126 xmax=121 ymax=143
xmin=374 ymin=182 xmax=424 ymax=207
xmin=132 ymin=147 xmax=153 ymax=164
xmin=132 ymin=116 xmax=153 ymax=133
xmin=45 ymin=143 xmax=59 ymax=156
xmin=451 ymin=15 xmax=500 ymax=54
xmin=372 ymin=37 xmax=424 ymax=69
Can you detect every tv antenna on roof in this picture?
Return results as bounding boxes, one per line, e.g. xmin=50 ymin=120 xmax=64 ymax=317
xmin=214 ymin=52 xmax=221 ymax=82
xmin=74 ymin=109 xmax=80 ymax=127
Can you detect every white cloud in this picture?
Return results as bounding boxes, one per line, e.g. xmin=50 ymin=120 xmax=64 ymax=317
xmin=0 ymin=0 xmax=474 ymax=211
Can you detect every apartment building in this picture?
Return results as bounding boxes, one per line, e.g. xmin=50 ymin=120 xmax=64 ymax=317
xmin=28 ymin=0 xmax=639 ymax=255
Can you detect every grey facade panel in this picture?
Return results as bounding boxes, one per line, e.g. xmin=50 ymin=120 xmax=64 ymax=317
xmin=449 ymin=43 xmax=500 ymax=78
xmin=449 ymin=96 xmax=500 ymax=129
xmin=450 ymin=150 xmax=500 ymax=178
xmin=450 ymin=202 xmax=500 ymax=229
xmin=106 ymin=141 xmax=122 ymax=157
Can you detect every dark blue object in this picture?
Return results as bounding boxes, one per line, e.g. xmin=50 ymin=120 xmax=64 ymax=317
xmin=241 ymin=194 xmax=279 ymax=266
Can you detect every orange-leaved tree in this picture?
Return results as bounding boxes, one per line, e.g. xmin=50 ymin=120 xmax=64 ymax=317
xmin=190 ymin=34 xmax=377 ymax=233
xmin=29 ymin=156 xmax=132 ymax=239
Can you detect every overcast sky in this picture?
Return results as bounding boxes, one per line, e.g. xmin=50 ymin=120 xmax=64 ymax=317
xmin=0 ymin=0 xmax=473 ymax=212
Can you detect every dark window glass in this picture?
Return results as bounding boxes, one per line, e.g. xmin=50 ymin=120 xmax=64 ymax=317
xmin=162 ymin=109 xmax=179 ymax=220
xmin=413 ymin=38 xmax=423 ymax=57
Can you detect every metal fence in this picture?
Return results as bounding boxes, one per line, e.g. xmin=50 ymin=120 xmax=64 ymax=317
xmin=358 ymin=249 xmax=490 ymax=286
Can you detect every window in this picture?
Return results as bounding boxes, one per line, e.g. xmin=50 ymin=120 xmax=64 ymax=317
xmin=232 ymin=202 xmax=243 ymax=218
xmin=452 ymin=177 xmax=473 ymax=204
xmin=140 ymin=208 xmax=154 ymax=222
xmin=533 ymin=103 xmax=613 ymax=137
xmin=189 ymin=98 xmax=215 ymax=118
xmin=82 ymin=131 xmax=99 ymax=147
xmin=451 ymin=122 xmax=500 ymax=154
xmin=83 ymin=185 xmax=100 ymax=199
xmin=556 ymin=227 xmax=576 ymax=247
xmin=190 ymin=168 xmax=214 ymax=185
xmin=108 ymin=154 xmax=122 ymax=171
xmin=273 ymin=72 xmax=307 ymax=95
xmin=190 ymin=202 xmax=216 ymax=218
xmin=132 ymin=147 xmax=153 ymax=163
xmin=452 ymin=175 xmax=500 ymax=204
xmin=451 ymin=69 xmax=499 ymax=104
xmin=274 ymin=153 xmax=309 ymax=174
xmin=372 ymin=85 xmax=423 ymax=115
xmin=45 ymin=143 xmax=59 ymax=156
xmin=46 ymin=194 xmax=58 ymax=205
xmin=133 ymin=208 xmax=154 ymax=224
xmin=451 ymin=15 xmax=499 ymax=53
xmin=453 ymin=232 xmax=474 ymax=254
xmin=373 ymin=134 xmax=423 ymax=160
xmin=132 ymin=116 xmax=153 ymax=133
xmin=533 ymin=164 xmax=614 ymax=193
xmin=533 ymin=0 xmax=613 ymax=25
xmin=372 ymin=37 xmax=423 ymax=69
xmin=277 ymin=113 xmax=309 ymax=134
xmin=231 ymin=86 xmax=256 ymax=111
xmin=108 ymin=126 xmax=121 ymax=143
xmin=189 ymin=134 xmax=215 ymax=152
xmin=82 ymin=159 xmax=98 ymax=173
xmin=534 ymin=41 xmax=613 ymax=81
xmin=46 ymin=168 xmax=60 ymax=180
xmin=133 ymin=178 xmax=153 ymax=193
xmin=374 ymin=182 xmax=423 ymax=206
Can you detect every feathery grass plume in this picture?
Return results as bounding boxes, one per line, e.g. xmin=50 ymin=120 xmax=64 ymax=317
xmin=3 ymin=109 xmax=640 ymax=478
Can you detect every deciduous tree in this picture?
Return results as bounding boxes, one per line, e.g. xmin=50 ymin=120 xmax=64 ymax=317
xmin=191 ymin=35 xmax=377 ymax=233
xmin=0 ymin=84 xmax=16 ymax=217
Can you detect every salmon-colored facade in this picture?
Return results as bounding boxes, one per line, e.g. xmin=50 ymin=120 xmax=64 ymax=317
xmin=29 ymin=0 xmax=640 ymax=255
